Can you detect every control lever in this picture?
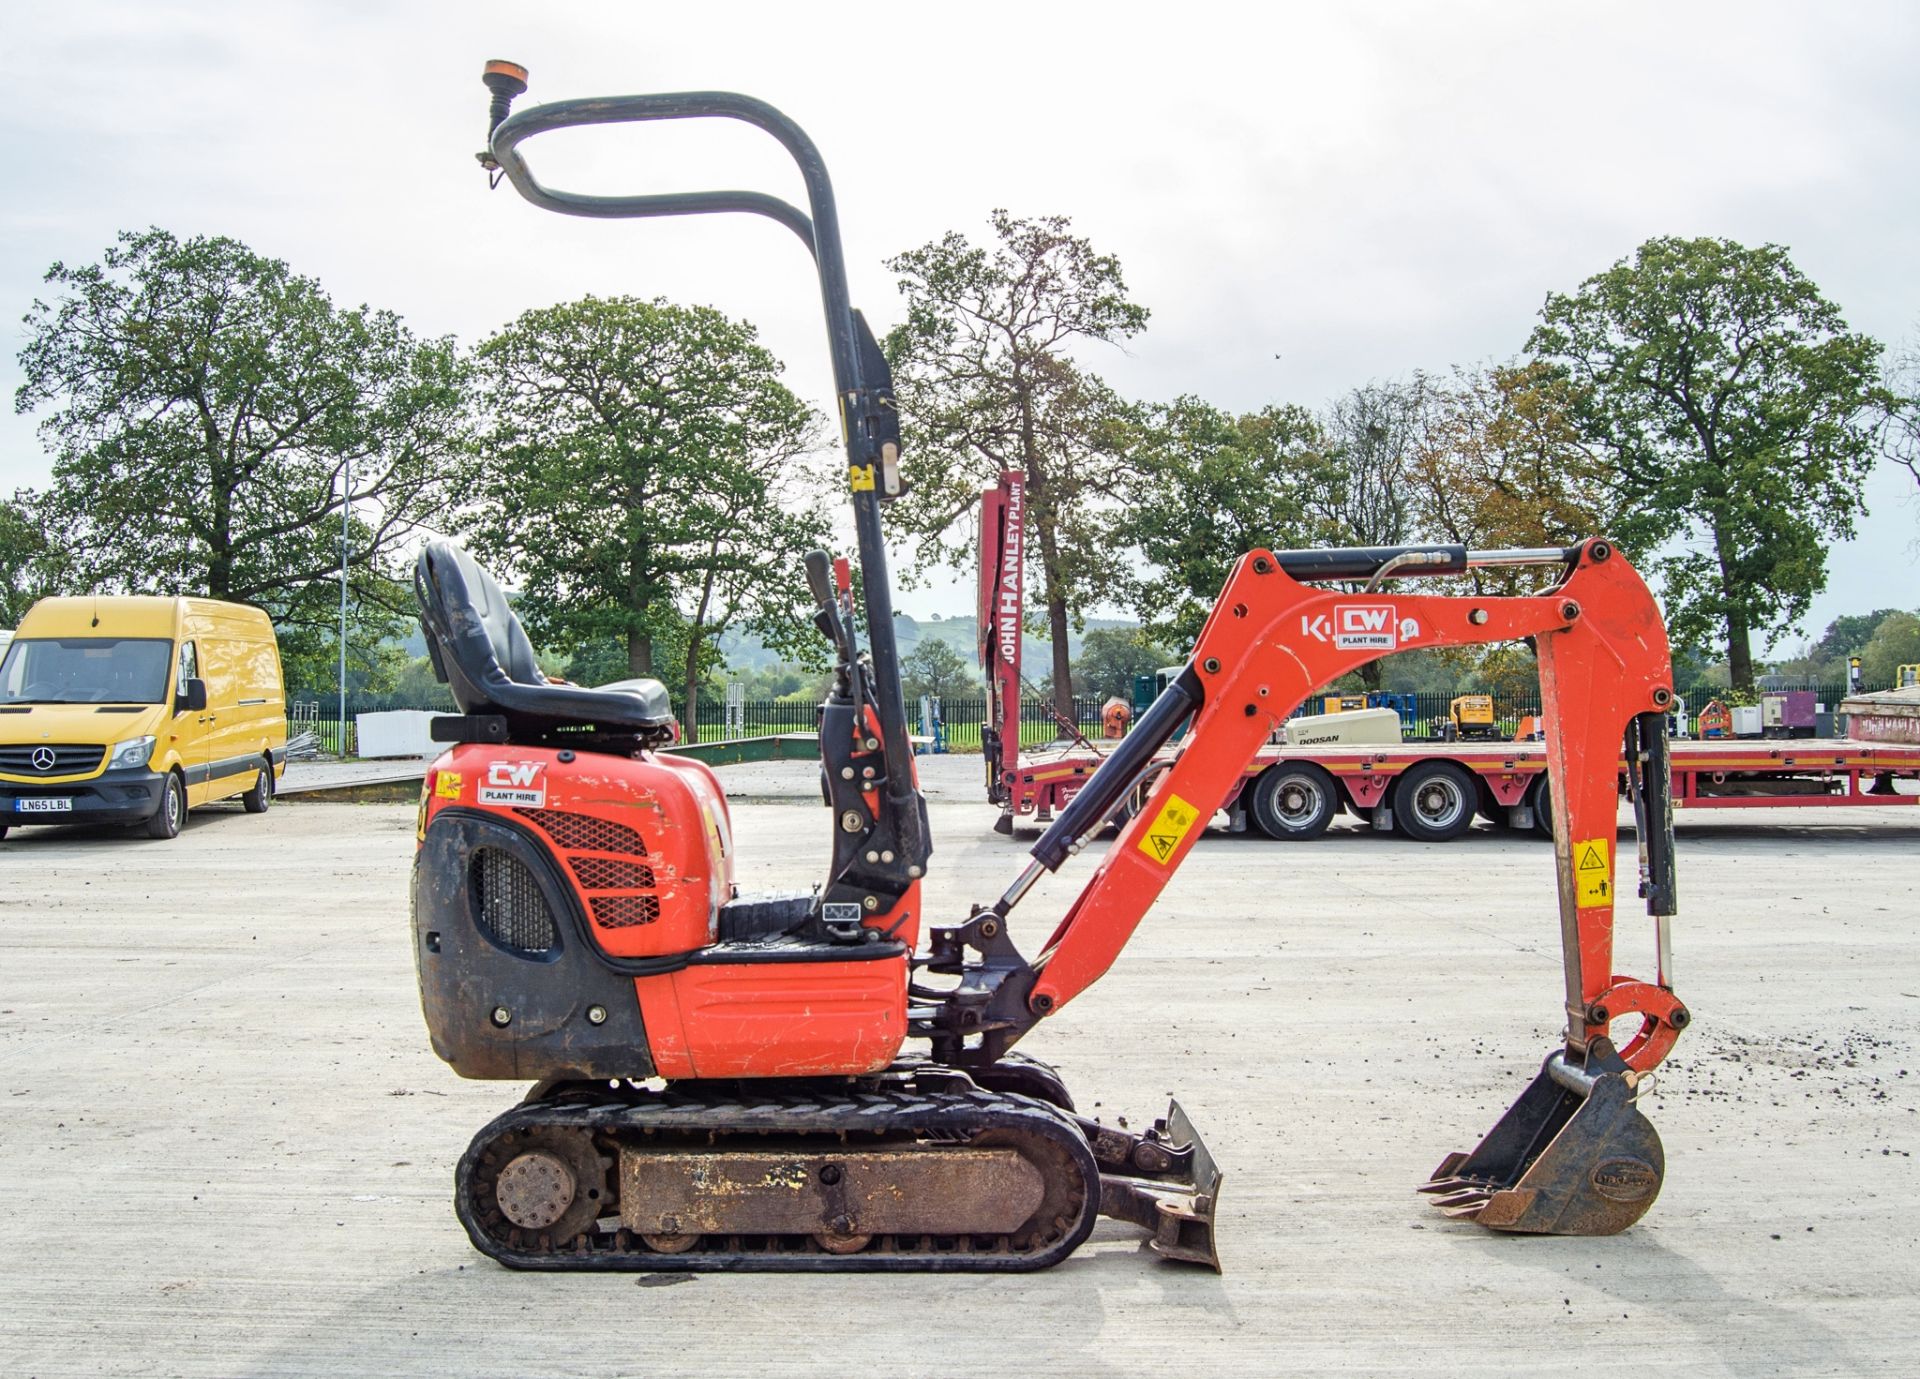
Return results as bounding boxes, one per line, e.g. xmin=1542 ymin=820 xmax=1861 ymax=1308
xmin=805 ymin=550 xmax=854 ymax=662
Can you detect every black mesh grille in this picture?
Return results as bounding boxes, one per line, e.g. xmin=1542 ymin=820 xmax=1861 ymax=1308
xmin=0 ymin=744 xmax=107 ymax=775
xmin=590 ymin=894 xmax=661 ymax=929
xmin=470 ymin=847 xmax=557 ymax=953
xmin=569 ymin=856 xmax=656 ymax=890
xmin=515 ymin=807 xmax=648 ymax=856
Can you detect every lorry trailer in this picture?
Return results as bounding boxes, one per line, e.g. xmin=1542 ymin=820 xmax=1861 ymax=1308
xmin=974 ymin=473 xmax=1920 ymax=840
xmin=1004 ymin=734 xmax=1920 ymax=841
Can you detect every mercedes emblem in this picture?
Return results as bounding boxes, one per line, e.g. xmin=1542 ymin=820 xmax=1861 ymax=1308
xmin=31 ymin=746 xmax=57 ymax=772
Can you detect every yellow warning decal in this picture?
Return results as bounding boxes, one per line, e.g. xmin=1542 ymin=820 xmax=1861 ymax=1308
xmin=849 ymin=463 xmax=876 ymax=492
xmin=1574 ymin=836 xmax=1612 ymax=906
xmin=435 ymin=771 xmax=462 ymax=801
xmin=1138 ymin=792 xmax=1202 ymax=866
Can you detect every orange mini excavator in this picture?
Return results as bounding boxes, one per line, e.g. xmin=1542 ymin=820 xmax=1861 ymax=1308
xmin=406 ymin=64 xmax=1689 ymax=1272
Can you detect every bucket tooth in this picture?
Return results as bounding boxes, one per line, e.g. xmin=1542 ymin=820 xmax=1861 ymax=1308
xmin=1421 ymin=1038 xmax=1664 ymax=1237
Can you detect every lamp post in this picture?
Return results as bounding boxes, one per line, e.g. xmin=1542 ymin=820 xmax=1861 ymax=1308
xmin=338 ymin=456 xmax=350 ymax=757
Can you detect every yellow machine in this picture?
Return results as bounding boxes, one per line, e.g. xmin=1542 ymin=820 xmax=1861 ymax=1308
xmin=0 ymin=596 xmax=286 ymax=840
xmin=1438 ymin=693 xmax=1500 ymax=741
xmin=1898 ymin=664 xmax=1919 ymax=689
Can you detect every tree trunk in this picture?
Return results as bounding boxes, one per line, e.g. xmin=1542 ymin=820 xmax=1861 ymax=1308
xmin=1033 ymin=513 xmax=1073 ymax=711
xmin=626 ymin=539 xmax=652 ymax=677
xmin=1724 ymin=607 xmax=1754 ymax=691
xmin=207 ymin=478 xmax=234 ymax=599
xmin=1713 ymin=518 xmax=1753 ymax=690
xmin=682 ymin=642 xmax=701 ymax=744
xmin=1047 ymin=590 xmax=1073 ymax=718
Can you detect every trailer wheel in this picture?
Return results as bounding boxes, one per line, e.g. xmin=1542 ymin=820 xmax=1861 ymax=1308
xmin=1249 ymin=763 xmax=1337 ymax=840
xmin=1392 ymin=761 xmax=1475 ymax=842
xmin=1528 ymin=773 xmax=1554 ymax=839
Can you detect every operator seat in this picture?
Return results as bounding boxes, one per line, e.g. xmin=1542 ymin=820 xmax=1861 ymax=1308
xmin=414 ymin=541 xmax=676 ymax=744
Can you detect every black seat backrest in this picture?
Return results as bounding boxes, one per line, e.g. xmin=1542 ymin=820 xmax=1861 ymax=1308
xmin=414 ymin=541 xmax=675 ymax=741
xmin=416 ymin=543 xmax=544 ymax=712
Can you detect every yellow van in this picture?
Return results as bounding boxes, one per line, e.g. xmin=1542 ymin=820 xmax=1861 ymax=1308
xmin=0 ymin=596 xmax=286 ymax=840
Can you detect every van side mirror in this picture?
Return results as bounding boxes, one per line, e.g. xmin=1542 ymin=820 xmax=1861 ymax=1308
xmin=177 ymin=678 xmax=208 ymax=713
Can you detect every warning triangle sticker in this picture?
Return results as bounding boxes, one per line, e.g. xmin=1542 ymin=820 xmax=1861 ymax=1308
xmin=1578 ymin=844 xmax=1606 ymax=871
xmin=1149 ymin=834 xmax=1176 ymax=861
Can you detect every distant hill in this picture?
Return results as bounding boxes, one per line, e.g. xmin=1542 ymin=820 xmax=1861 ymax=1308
xmin=390 ymin=594 xmax=1139 ymax=681
xmin=713 ymin=611 xmax=1141 ymax=676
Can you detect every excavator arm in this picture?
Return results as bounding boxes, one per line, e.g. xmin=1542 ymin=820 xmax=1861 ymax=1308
xmin=921 ymin=538 xmax=1688 ymax=1237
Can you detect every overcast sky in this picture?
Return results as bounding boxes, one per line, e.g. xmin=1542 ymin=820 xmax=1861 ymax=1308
xmin=5 ymin=1 xmax=1916 ymax=647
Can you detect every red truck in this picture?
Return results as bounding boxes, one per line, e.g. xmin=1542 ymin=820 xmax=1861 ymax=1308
xmin=975 ymin=474 xmax=1920 ymax=841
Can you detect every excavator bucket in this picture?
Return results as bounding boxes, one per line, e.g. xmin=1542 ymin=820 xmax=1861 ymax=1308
xmin=1419 ymin=1038 xmax=1663 ymax=1235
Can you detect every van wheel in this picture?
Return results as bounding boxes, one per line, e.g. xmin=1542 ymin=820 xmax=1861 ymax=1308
xmin=145 ymin=772 xmax=186 ymax=840
xmin=1249 ymin=763 xmax=1337 ymax=839
xmin=242 ymin=759 xmax=274 ymax=814
xmin=1393 ymin=761 xmax=1476 ymax=842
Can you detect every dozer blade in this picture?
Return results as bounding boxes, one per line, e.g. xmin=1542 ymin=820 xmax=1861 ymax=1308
xmin=1420 ymin=1037 xmax=1663 ymax=1236
xmin=1094 ymin=1100 xmax=1224 ymax=1270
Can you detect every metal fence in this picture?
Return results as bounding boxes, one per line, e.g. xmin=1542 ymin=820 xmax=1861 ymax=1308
xmin=285 ymin=681 xmax=1856 ymax=757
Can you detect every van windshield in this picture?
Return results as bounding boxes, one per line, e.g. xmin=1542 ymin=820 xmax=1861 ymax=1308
xmin=0 ymin=638 xmax=176 ymax=705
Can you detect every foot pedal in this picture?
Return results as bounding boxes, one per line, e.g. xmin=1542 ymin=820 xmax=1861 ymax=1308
xmin=1419 ymin=1037 xmax=1663 ymax=1235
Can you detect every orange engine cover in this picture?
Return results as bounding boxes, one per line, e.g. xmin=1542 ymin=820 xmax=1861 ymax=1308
xmin=423 ymin=743 xmax=734 ymax=959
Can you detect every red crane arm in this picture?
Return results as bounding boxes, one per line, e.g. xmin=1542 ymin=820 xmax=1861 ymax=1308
xmin=1022 ymin=540 xmax=1687 ymax=1072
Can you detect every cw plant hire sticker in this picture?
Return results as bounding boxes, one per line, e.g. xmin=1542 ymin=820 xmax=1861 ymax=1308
xmin=1139 ymin=792 xmax=1203 ymax=865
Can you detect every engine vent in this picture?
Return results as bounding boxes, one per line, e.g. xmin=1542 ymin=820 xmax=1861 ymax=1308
xmin=569 ymin=855 xmax=657 ymax=890
xmin=514 ymin=806 xmax=648 ymax=857
xmin=590 ymin=894 xmax=661 ymax=929
xmin=470 ymin=847 xmax=557 ymax=954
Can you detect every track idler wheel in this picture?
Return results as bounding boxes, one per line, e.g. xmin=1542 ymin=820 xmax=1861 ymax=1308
xmin=476 ymin=1126 xmax=611 ymax=1247
xmin=1420 ymin=1037 xmax=1663 ymax=1235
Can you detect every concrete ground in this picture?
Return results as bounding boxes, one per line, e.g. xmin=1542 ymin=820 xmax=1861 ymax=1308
xmin=1 ymin=760 xmax=1915 ymax=1378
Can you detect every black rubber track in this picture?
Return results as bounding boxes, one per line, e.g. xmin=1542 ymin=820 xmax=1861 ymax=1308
xmin=454 ymin=1076 xmax=1102 ymax=1272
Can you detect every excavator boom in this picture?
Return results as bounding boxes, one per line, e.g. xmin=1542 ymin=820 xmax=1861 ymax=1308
xmin=921 ymin=538 xmax=1688 ymax=1240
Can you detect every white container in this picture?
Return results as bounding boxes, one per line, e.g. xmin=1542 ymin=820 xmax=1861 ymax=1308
xmin=1731 ymin=705 xmax=1763 ymax=738
xmin=354 ymin=709 xmax=440 ymax=759
xmin=1283 ymin=706 xmax=1405 ymax=747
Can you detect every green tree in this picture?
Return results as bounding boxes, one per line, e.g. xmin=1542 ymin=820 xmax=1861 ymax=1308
xmin=464 ymin=295 xmax=829 ymax=738
xmin=901 ymin=638 xmax=975 ymax=701
xmin=13 ymin=227 xmax=468 ymax=659
xmin=1069 ymin=626 xmax=1176 ymax=700
xmin=1309 ymin=376 xmax=1431 ymax=551
xmin=0 ymin=491 xmax=72 ymax=627
xmin=1809 ymin=609 xmax=1902 ymax=673
xmin=1887 ymin=326 xmax=1919 ymax=493
xmin=1406 ymin=362 xmax=1615 ymax=584
xmin=1528 ymin=236 xmax=1885 ymax=689
xmin=1304 ymin=376 xmax=1434 ymax=689
xmin=883 ymin=210 xmax=1149 ymax=702
xmin=1860 ymin=611 xmax=1920 ymax=691
xmin=1110 ymin=397 xmax=1332 ymax=647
